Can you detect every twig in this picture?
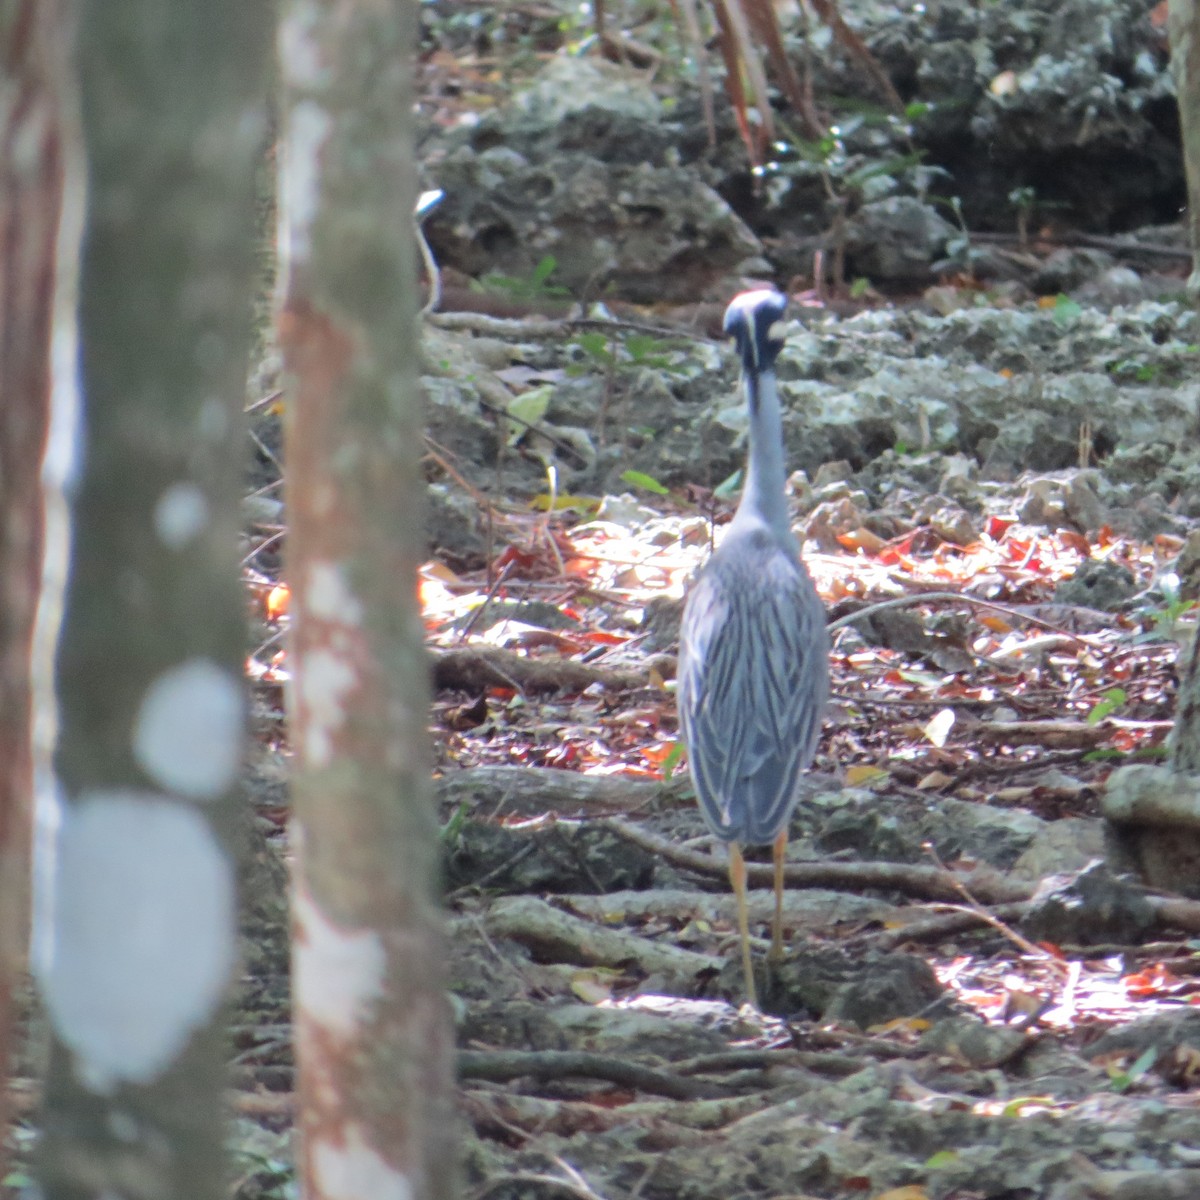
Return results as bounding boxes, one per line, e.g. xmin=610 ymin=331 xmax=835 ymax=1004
xmin=922 ymin=840 xmax=1064 ymax=970
xmin=457 ymin=1049 xmax=708 ymax=1101
xmin=828 ymin=590 xmax=1098 ymax=644
xmin=603 ymin=818 xmax=1030 ymax=904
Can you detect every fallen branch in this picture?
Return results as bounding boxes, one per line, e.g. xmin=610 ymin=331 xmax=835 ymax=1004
xmin=434 ymin=765 xmax=669 ymax=817
xmin=603 ymin=818 xmax=1031 ymax=904
xmin=458 ymin=1088 xmax=765 ymax=1140
xmin=477 ymin=895 xmax=722 ymax=983
xmin=458 ymin=1049 xmax=709 ymax=1101
xmin=969 ymin=719 xmax=1113 ymax=750
xmin=866 ymin=902 xmax=1032 ymax=952
xmin=432 ymin=645 xmax=647 ymax=695
xmin=559 ymin=885 xmax=898 ymax=933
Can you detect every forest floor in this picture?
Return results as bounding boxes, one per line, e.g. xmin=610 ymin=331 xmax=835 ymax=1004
xmin=233 ymin=3 xmax=1200 ymax=1199
xmin=234 ymin=214 xmax=1200 ymax=1200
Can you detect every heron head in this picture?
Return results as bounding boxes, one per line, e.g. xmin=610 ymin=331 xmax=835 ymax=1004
xmin=723 ymin=289 xmax=788 ymax=375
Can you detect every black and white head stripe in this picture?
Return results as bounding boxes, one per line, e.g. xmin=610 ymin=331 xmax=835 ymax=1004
xmin=723 ymin=289 xmax=789 ymax=375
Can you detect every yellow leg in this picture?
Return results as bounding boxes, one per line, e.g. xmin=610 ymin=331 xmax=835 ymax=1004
xmin=770 ymin=829 xmax=787 ymax=963
xmin=728 ymin=842 xmax=759 ymax=1010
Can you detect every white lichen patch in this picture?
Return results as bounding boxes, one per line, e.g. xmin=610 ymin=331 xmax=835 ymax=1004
xmin=37 ymin=790 xmax=235 ymax=1094
xmin=307 ymin=562 xmax=363 ymax=625
xmin=278 ymin=99 xmax=331 ymax=265
xmin=132 ymin=659 xmax=242 ymax=799
xmin=31 ymin=775 xmax=66 ymax=979
xmin=312 ymin=1122 xmax=412 ymax=1200
xmin=197 ymin=395 xmax=229 ymax=442
xmin=298 ymin=647 xmax=357 ymax=767
xmin=154 ymin=482 xmax=210 ymax=550
xmin=292 ymin=885 xmax=385 ymax=1039
xmin=278 ymin=2 xmax=329 ymax=90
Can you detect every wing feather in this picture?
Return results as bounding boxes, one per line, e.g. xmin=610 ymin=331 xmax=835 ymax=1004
xmin=678 ymin=531 xmax=829 ymax=845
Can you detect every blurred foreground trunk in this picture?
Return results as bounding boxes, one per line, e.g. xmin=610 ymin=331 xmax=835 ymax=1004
xmin=0 ymin=0 xmax=72 ymax=1180
xmin=276 ymin=1 xmax=458 ymax=1196
xmin=34 ymin=2 xmax=268 ymax=1195
xmin=1170 ymin=0 xmax=1200 ymax=294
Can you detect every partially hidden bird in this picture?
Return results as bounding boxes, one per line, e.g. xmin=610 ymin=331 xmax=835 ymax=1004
xmin=677 ymin=288 xmax=830 ymax=1010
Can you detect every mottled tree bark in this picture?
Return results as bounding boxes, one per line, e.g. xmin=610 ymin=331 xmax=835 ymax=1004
xmin=1100 ymin=0 xmax=1200 ymax=893
xmin=277 ymin=2 xmax=457 ymax=1199
xmin=34 ymin=3 xmax=269 ymax=1197
xmin=0 ymin=0 xmax=72 ymax=1180
xmin=1170 ymin=0 xmax=1200 ymax=295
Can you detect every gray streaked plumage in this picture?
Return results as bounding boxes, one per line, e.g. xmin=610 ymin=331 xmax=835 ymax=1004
xmin=677 ymin=288 xmax=830 ymax=1006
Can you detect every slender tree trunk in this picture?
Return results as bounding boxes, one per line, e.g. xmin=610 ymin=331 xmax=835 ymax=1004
xmin=34 ymin=3 xmax=269 ymax=1196
xmin=1170 ymin=0 xmax=1200 ymax=295
xmin=0 ymin=0 xmax=72 ymax=1179
xmin=276 ymin=2 xmax=457 ymax=1198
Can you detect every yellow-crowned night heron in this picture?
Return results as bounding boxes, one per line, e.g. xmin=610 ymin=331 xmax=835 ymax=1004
xmin=677 ymin=289 xmax=830 ymax=1008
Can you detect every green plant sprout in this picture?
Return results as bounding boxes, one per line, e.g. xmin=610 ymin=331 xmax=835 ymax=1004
xmin=1008 ymin=185 xmax=1036 ymax=249
xmin=480 ymin=254 xmax=571 ymax=302
xmin=1087 ymin=687 xmax=1127 ymax=724
xmin=621 ymin=469 xmax=670 ymax=495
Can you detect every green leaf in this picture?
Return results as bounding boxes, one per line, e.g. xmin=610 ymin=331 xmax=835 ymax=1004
xmin=620 ymin=469 xmax=669 ymax=495
xmin=1110 ymin=1044 xmax=1158 ymax=1092
xmin=924 ymin=1149 xmax=958 ymax=1169
xmin=660 ymin=740 xmax=686 ymax=782
xmin=506 ymin=385 xmax=554 ymax=445
xmin=1087 ymin=687 xmax=1127 ymax=725
xmin=1052 ymin=295 xmax=1083 ymax=325
xmin=713 ymin=468 xmax=742 ymax=499
xmin=845 ymin=150 xmax=926 ymax=188
xmin=625 ymin=334 xmax=659 ymax=359
xmin=532 ymin=254 xmax=558 ymax=286
xmin=573 ymin=331 xmax=616 ymax=366
xmin=441 ymin=802 xmax=469 ymax=849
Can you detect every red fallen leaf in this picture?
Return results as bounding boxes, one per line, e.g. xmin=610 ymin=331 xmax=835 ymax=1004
xmin=877 ymin=532 xmax=917 ymax=565
xmin=1035 ymin=942 xmax=1067 ymax=960
xmin=543 ymin=744 xmax=580 ymax=768
xmin=1058 ymin=530 xmax=1090 ymax=556
xmin=1124 ymin=962 xmax=1183 ymax=996
xmin=837 ymin=527 xmax=887 ymax=554
xmin=979 ymin=614 xmax=1014 ymax=634
xmin=641 ymin=742 xmax=677 ymax=766
xmin=491 ymin=545 xmax=532 ymax=572
xmin=577 ymin=629 xmax=627 ymax=646
xmin=839 ymin=1176 xmax=873 ymax=1193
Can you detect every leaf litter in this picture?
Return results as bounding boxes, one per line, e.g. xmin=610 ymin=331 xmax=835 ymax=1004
xmin=231 ymin=282 xmax=1200 ymax=1200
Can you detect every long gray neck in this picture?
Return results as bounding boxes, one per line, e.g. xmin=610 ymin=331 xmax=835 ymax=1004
xmin=735 ymin=367 xmax=794 ymax=545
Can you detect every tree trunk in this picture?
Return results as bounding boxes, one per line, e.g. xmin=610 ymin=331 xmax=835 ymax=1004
xmin=0 ymin=0 xmax=73 ymax=1178
xmin=276 ymin=2 xmax=457 ymax=1197
xmin=1169 ymin=0 xmax=1200 ymax=295
xmin=34 ymin=3 xmax=269 ymax=1196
